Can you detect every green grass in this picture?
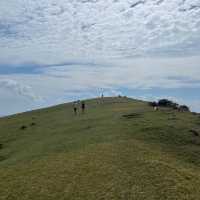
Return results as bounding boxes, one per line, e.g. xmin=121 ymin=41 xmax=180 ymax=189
xmin=0 ymin=97 xmax=200 ymax=199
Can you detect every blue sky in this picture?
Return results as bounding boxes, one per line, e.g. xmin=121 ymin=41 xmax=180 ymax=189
xmin=0 ymin=0 xmax=200 ymax=116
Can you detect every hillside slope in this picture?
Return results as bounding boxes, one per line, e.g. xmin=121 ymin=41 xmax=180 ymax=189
xmin=0 ymin=97 xmax=200 ymax=200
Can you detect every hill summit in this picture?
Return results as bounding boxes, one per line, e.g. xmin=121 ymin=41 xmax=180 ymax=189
xmin=0 ymin=97 xmax=200 ymax=200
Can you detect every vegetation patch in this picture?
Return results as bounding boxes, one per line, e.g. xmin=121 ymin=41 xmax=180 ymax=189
xmin=20 ymin=125 xmax=27 ymax=130
xmin=0 ymin=155 xmax=6 ymax=162
xmin=30 ymin=122 xmax=36 ymax=126
xmin=149 ymin=99 xmax=190 ymax=112
xmin=122 ymin=113 xmax=142 ymax=119
xmin=190 ymin=129 xmax=199 ymax=137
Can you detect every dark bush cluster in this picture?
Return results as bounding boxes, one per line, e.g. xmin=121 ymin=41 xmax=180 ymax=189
xmin=20 ymin=125 xmax=27 ymax=130
xmin=157 ymin=99 xmax=178 ymax=108
xmin=149 ymin=99 xmax=190 ymax=112
xmin=190 ymin=129 xmax=199 ymax=137
xmin=179 ymin=105 xmax=190 ymax=112
xmin=148 ymin=101 xmax=158 ymax=107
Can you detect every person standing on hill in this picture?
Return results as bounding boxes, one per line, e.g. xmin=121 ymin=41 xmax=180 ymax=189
xmin=81 ymin=101 xmax=85 ymax=113
xmin=73 ymin=101 xmax=78 ymax=115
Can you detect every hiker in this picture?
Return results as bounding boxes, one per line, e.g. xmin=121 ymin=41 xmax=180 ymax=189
xmin=73 ymin=101 xmax=78 ymax=115
xmin=154 ymin=106 xmax=158 ymax=111
xmin=81 ymin=101 xmax=85 ymax=113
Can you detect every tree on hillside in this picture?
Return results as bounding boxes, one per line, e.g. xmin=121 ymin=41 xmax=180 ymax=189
xmin=148 ymin=101 xmax=158 ymax=107
xmin=179 ymin=105 xmax=190 ymax=112
xmin=157 ymin=99 xmax=178 ymax=109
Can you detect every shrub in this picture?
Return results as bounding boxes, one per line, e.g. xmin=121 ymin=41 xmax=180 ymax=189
xmin=158 ymin=99 xmax=174 ymax=107
xmin=148 ymin=99 xmax=190 ymax=112
xmin=179 ymin=105 xmax=190 ymax=112
xmin=190 ymin=129 xmax=199 ymax=136
xmin=30 ymin=122 xmax=36 ymax=126
xmin=20 ymin=125 xmax=27 ymax=130
xmin=149 ymin=101 xmax=158 ymax=107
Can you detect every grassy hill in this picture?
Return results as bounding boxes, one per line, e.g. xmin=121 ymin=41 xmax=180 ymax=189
xmin=0 ymin=97 xmax=200 ymax=200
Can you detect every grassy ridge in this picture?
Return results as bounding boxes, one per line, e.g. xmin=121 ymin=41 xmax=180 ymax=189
xmin=0 ymin=97 xmax=200 ymax=199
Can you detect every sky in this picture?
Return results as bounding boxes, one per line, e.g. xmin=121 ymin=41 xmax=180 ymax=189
xmin=0 ymin=0 xmax=200 ymax=116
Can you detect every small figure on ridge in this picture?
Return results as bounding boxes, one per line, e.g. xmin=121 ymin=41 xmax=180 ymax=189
xmin=73 ymin=101 xmax=78 ymax=115
xmin=81 ymin=101 xmax=85 ymax=113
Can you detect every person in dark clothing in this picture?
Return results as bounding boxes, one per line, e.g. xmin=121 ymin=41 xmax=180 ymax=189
xmin=73 ymin=101 xmax=78 ymax=115
xmin=81 ymin=101 xmax=85 ymax=113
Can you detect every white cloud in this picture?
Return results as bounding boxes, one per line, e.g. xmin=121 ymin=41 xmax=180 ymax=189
xmin=39 ymin=56 xmax=200 ymax=90
xmin=0 ymin=79 xmax=42 ymax=101
xmin=0 ymin=0 xmax=200 ymax=63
